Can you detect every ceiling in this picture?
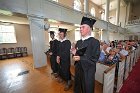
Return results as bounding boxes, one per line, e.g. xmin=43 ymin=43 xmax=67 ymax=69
xmin=91 ymin=0 xmax=126 ymax=11
xmin=0 ymin=8 xmax=78 ymax=31
xmin=0 ymin=14 xmax=28 ymax=25
xmin=0 ymin=14 xmax=77 ymax=31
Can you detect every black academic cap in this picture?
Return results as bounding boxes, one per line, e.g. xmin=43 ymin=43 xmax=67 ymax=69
xmin=59 ymin=28 xmax=67 ymax=33
xmin=81 ymin=16 xmax=96 ymax=29
xmin=50 ymin=31 xmax=54 ymax=35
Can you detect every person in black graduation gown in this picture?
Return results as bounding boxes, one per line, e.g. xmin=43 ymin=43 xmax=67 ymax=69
xmin=56 ymin=28 xmax=72 ymax=91
xmin=48 ymin=31 xmax=59 ymax=77
xmin=72 ymin=16 xmax=100 ymax=93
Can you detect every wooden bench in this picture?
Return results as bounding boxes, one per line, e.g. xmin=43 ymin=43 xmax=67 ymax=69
xmin=124 ymin=55 xmax=131 ymax=80
xmin=70 ymin=61 xmax=116 ymax=93
xmin=96 ymin=62 xmax=116 ymax=93
xmin=115 ymin=59 xmax=125 ymax=92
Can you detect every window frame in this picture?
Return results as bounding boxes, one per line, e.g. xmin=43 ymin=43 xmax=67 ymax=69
xmin=74 ymin=0 xmax=82 ymax=11
xmin=0 ymin=24 xmax=17 ymax=44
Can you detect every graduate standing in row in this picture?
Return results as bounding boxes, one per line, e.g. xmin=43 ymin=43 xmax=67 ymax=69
xmin=56 ymin=28 xmax=72 ymax=91
xmin=48 ymin=31 xmax=59 ymax=77
xmin=73 ymin=16 xmax=100 ymax=93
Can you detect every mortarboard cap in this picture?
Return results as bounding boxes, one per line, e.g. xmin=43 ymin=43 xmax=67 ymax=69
xmin=59 ymin=28 xmax=67 ymax=34
xmin=81 ymin=16 xmax=96 ymax=29
xmin=75 ymin=47 xmax=87 ymax=56
xmin=50 ymin=31 xmax=54 ymax=35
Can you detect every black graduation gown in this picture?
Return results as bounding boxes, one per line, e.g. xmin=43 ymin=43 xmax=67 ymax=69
xmin=74 ymin=37 xmax=100 ymax=93
xmin=57 ymin=40 xmax=71 ymax=81
xmin=49 ymin=39 xmax=59 ymax=73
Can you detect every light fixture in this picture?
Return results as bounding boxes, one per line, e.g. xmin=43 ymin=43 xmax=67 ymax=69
xmin=74 ymin=24 xmax=80 ymax=27
xmin=48 ymin=19 xmax=59 ymax=23
xmin=0 ymin=9 xmax=13 ymax=16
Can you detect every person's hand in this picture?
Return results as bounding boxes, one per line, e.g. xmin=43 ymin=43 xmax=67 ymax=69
xmin=71 ymin=48 xmax=76 ymax=55
xmin=49 ymin=52 xmax=53 ymax=55
xmin=71 ymin=42 xmax=76 ymax=48
xmin=56 ymin=56 xmax=60 ymax=64
xmin=73 ymin=56 xmax=80 ymax=61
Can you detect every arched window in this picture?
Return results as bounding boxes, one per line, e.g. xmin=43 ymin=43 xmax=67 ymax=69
xmin=74 ymin=0 xmax=82 ymax=11
xmin=0 ymin=25 xmax=17 ymax=43
xmin=90 ymin=7 xmax=95 ymax=17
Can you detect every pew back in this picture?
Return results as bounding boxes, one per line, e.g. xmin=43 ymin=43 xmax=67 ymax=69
xmin=95 ymin=63 xmax=116 ymax=93
xmin=124 ymin=55 xmax=131 ymax=80
xmin=116 ymin=60 xmax=125 ymax=92
xmin=103 ymin=65 xmax=116 ymax=93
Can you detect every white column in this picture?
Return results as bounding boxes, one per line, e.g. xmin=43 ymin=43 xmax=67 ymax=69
xmin=28 ymin=16 xmax=47 ymax=68
xmin=116 ymin=0 xmax=120 ymax=25
xmin=84 ymin=0 xmax=89 ymax=14
xmin=104 ymin=0 xmax=110 ymax=41
xmin=126 ymin=2 xmax=131 ymax=25
xmin=105 ymin=0 xmax=110 ymax=21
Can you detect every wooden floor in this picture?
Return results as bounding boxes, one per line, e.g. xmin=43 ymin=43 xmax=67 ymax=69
xmin=0 ymin=56 xmax=102 ymax=93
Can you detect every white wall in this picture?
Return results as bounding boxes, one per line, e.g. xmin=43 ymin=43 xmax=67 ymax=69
xmin=102 ymin=30 xmax=109 ymax=41
xmin=44 ymin=31 xmax=50 ymax=51
xmin=109 ymin=6 xmax=127 ymax=27
xmin=109 ymin=32 xmax=125 ymax=41
xmin=0 ymin=24 xmax=32 ymax=54
xmin=109 ymin=10 xmax=116 ymax=25
xmin=119 ymin=6 xmax=127 ymax=27
xmin=67 ymin=30 xmax=75 ymax=43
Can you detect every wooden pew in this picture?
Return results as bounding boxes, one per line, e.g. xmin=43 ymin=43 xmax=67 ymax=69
xmin=70 ymin=61 xmax=116 ymax=93
xmin=136 ymin=48 xmax=139 ymax=63
xmin=138 ymin=46 xmax=140 ymax=57
xmin=95 ymin=62 xmax=116 ymax=93
xmin=136 ymin=47 xmax=139 ymax=63
xmin=70 ymin=46 xmax=140 ymax=93
xmin=129 ymin=51 xmax=134 ymax=72
xmin=124 ymin=55 xmax=131 ymax=80
xmin=132 ymin=50 xmax=137 ymax=67
xmin=133 ymin=50 xmax=137 ymax=66
xmin=115 ymin=59 xmax=125 ymax=92
xmin=116 ymin=47 xmax=140 ymax=92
